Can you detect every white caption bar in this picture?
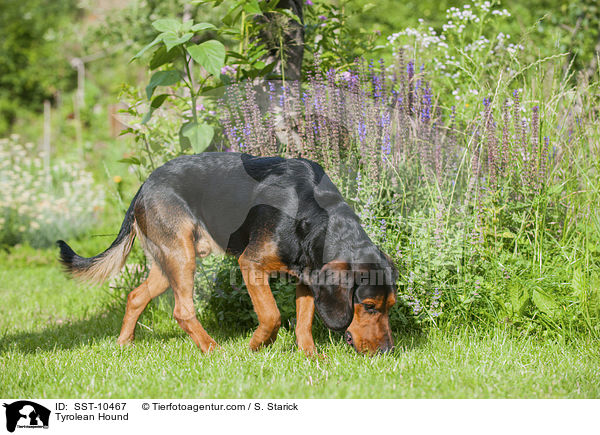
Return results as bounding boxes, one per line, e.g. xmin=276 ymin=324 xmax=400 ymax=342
xmin=0 ymin=399 xmax=596 ymax=435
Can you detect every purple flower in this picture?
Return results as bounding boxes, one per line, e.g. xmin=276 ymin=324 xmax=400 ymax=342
xmin=220 ymin=64 xmax=237 ymax=76
xmin=318 ymin=15 xmax=327 ymax=20
xmin=340 ymin=71 xmax=352 ymax=82
xmin=305 ymin=0 xmax=313 ymax=5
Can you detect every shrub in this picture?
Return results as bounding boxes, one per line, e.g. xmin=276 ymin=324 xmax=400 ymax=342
xmin=216 ymin=52 xmax=600 ymax=334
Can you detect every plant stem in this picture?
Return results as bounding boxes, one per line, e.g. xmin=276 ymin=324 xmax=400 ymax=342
xmin=183 ymin=49 xmax=198 ymax=124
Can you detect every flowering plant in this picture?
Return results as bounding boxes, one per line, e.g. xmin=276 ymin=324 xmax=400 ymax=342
xmin=388 ymin=1 xmax=521 ymax=111
xmin=0 ymin=135 xmax=104 ymax=248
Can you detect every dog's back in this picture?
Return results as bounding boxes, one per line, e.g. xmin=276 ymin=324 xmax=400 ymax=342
xmin=138 ymin=152 xmax=344 ymax=260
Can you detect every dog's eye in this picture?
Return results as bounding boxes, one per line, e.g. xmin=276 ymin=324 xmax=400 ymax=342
xmin=363 ymin=303 xmax=377 ymax=312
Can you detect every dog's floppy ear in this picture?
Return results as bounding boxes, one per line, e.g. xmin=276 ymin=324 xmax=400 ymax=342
xmin=311 ymin=260 xmax=355 ymax=331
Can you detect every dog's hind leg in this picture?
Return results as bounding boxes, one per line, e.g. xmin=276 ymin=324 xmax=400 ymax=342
xmin=161 ymin=232 xmax=218 ymax=353
xmin=117 ymin=265 xmax=169 ymax=345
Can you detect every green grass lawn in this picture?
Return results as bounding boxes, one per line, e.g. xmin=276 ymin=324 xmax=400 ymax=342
xmin=0 ymin=245 xmax=598 ymax=399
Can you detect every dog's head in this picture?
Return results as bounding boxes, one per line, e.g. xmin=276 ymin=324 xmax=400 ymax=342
xmin=308 ymin=254 xmax=397 ymax=354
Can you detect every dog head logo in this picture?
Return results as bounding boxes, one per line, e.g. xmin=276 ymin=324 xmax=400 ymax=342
xmin=2 ymin=401 xmax=50 ymax=432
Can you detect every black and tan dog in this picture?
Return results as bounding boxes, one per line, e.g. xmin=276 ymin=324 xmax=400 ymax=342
xmin=58 ymin=153 xmax=397 ymax=354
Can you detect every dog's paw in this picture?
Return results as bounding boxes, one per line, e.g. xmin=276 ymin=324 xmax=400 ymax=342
xmin=116 ymin=337 xmax=134 ymax=347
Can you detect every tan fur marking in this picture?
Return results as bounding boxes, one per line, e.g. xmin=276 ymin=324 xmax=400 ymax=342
xmin=295 ymin=283 xmax=316 ymax=355
xmin=70 ymin=225 xmax=136 ymax=284
xmin=346 ymin=295 xmax=394 ymax=354
xmin=164 ymin=225 xmax=218 ymax=353
xmin=238 ymin=238 xmax=290 ymax=351
xmin=117 ymin=266 xmax=169 ymax=345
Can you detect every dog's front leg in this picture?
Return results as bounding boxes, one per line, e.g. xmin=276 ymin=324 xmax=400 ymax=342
xmin=295 ymin=283 xmax=316 ymax=356
xmin=239 ymin=256 xmax=281 ymax=351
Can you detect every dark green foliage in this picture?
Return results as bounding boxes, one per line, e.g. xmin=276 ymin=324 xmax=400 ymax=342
xmin=0 ymin=0 xmax=80 ymax=133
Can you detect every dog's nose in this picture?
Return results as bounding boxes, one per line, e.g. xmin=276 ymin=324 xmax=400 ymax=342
xmin=345 ymin=331 xmax=356 ymax=350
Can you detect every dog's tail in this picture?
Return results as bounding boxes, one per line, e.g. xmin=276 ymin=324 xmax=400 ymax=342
xmin=57 ymin=189 xmax=142 ymax=284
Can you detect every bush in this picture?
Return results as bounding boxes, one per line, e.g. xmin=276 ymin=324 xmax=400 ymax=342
xmin=0 ymin=135 xmax=105 ymax=248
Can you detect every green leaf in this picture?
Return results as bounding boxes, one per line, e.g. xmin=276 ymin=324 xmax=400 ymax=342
xmin=532 ymin=289 xmax=561 ymax=318
xmin=509 ymin=284 xmax=529 ymax=316
xmin=179 ymin=121 xmax=214 ymax=153
xmin=187 ymin=40 xmax=226 ymax=77
xmin=274 ymin=8 xmax=301 ymax=23
xmin=221 ymin=3 xmax=242 ymax=26
xmin=149 ymin=140 xmax=164 ymax=152
xmin=163 ymin=32 xmax=193 ymax=51
xmin=226 ymin=50 xmax=247 ymax=61
xmin=572 ymin=269 xmax=585 ymax=298
xmin=149 ymin=45 xmax=179 ymax=69
xmin=118 ymin=157 xmax=141 ymax=165
xmin=145 ymin=70 xmax=180 ymax=99
xmin=141 ymin=94 xmax=169 ymax=125
xmin=260 ymin=61 xmax=277 ymax=76
xmin=243 ymin=0 xmax=262 ymax=15
xmin=131 ymin=35 xmax=164 ymax=61
xmin=150 ymin=94 xmax=168 ymax=109
xmin=152 ymin=18 xmax=181 ymax=33
xmin=191 ymin=22 xmax=217 ymax=32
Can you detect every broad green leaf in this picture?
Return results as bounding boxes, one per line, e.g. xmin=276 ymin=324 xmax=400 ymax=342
xmin=179 ymin=121 xmax=214 ymax=153
xmin=532 ymin=289 xmax=561 ymax=318
xmin=163 ymin=32 xmax=193 ymax=51
xmin=259 ymin=61 xmax=277 ymax=76
xmin=243 ymin=0 xmax=262 ymax=15
xmin=150 ymin=94 xmax=168 ymax=109
xmin=187 ymin=40 xmax=226 ymax=77
xmin=150 ymin=45 xmax=179 ymax=70
xmin=152 ymin=18 xmax=181 ymax=33
xmin=131 ymin=34 xmax=164 ymax=61
xmin=145 ymin=70 xmax=180 ymax=99
xmin=191 ymin=22 xmax=217 ymax=32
